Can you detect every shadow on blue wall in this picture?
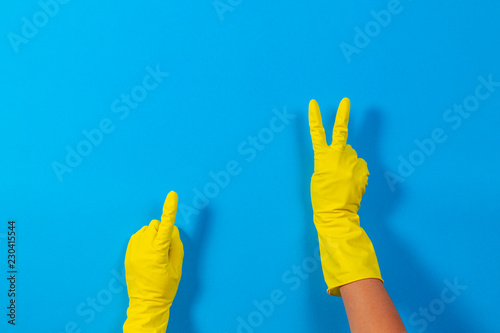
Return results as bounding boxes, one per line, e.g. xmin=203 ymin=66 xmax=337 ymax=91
xmin=353 ymin=108 xmax=475 ymax=333
xmin=166 ymin=105 xmax=477 ymax=332
xmin=168 ymin=208 xmax=211 ymax=333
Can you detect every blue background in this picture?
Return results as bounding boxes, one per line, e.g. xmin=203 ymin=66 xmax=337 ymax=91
xmin=1 ymin=1 xmax=499 ymax=332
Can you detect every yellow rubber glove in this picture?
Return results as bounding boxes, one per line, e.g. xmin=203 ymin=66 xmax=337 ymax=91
xmin=123 ymin=191 xmax=184 ymax=333
xmin=309 ymin=98 xmax=383 ymax=297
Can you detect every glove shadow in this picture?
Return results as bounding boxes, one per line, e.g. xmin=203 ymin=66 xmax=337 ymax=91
xmin=351 ymin=108 xmax=476 ymax=333
xmin=167 ymin=208 xmax=212 ymax=333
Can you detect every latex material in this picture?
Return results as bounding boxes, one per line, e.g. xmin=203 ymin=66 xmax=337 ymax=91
xmin=123 ymin=191 xmax=184 ymax=332
xmin=309 ymin=98 xmax=383 ymax=297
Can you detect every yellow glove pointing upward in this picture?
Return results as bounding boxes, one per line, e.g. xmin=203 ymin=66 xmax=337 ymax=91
xmin=124 ymin=191 xmax=184 ymax=332
xmin=309 ymin=98 xmax=383 ymax=297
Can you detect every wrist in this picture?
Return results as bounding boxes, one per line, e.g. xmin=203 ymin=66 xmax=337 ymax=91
xmin=313 ymin=210 xmax=360 ymax=226
xmin=124 ymin=298 xmax=171 ymax=333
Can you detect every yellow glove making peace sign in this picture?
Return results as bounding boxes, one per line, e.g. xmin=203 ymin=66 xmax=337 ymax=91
xmin=309 ymin=98 xmax=383 ymax=297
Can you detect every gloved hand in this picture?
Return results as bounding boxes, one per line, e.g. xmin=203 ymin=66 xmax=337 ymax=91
xmin=123 ymin=191 xmax=184 ymax=333
xmin=309 ymin=98 xmax=383 ymax=297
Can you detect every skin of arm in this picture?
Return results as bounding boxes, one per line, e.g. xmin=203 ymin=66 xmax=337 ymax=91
xmin=340 ymin=279 xmax=406 ymax=332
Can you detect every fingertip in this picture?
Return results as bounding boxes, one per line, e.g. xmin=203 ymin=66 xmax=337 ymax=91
xmin=149 ymin=219 xmax=161 ymax=231
xmin=309 ymin=99 xmax=319 ymax=109
xmin=332 ymin=98 xmax=351 ymax=148
xmin=167 ymin=191 xmax=178 ymax=204
xmin=309 ymin=99 xmax=328 ymax=149
xmin=341 ymin=97 xmax=350 ymax=105
xmin=163 ymin=191 xmax=179 ymax=221
xmin=338 ymin=98 xmax=351 ymax=117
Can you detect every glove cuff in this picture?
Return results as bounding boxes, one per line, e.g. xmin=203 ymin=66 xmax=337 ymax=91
xmin=315 ymin=213 xmax=383 ymax=297
xmin=123 ymin=298 xmax=171 ymax=333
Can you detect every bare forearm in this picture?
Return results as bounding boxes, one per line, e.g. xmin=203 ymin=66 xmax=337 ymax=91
xmin=340 ymin=278 xmax=406 ymax=333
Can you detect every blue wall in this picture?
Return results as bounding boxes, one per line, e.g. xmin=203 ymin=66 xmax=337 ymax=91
xmin=1 ymin=1 xmax=499 ymax=332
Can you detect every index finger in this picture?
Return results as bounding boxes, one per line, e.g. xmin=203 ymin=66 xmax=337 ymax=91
xmin=154 ymin=191 xmax=178 ymax=251
xmin=331 ymin=97 xmax=350 ymax=148
xmin=308 ymin=99 xmax=327 ymax=150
